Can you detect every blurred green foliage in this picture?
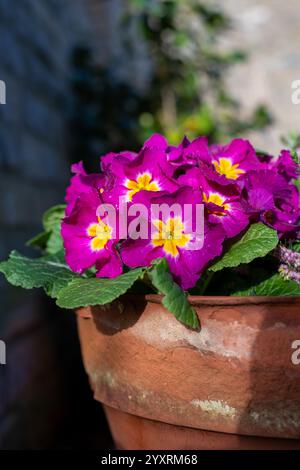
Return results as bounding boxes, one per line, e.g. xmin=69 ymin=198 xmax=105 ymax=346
xmin=69 ymin=0 xmax=272 ymax=168
xmin=281 ymin=132 xmax=300 ymax=155
xmin=126 ymin=0 xmax=271 ymax=144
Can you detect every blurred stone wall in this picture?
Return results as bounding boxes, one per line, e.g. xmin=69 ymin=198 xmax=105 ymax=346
xmin=217 ymin=0 xmax=300 ymax=153
xmin=0 ymin=0 xmax=94 ymax=261
xmin=84 ymin=0 xmax=151 ymax=93
xmin=0 ymin=0 xmax=100 ymax=449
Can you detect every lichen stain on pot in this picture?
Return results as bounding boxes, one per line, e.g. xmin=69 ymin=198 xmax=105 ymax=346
xmin=249 ymin=403 xmax=300 ymax=432
xmin=90 ymin=370 xmax=117 ymax=390
xmin=89 ymin=367 xmax=199 ymax=420
xmin=88 ymin=367 xmax=155 ymax=407
xmin=191 ymin=400 xmax=237 ymax=419
xmin=91 ymin=370 xmax=163 ymax=408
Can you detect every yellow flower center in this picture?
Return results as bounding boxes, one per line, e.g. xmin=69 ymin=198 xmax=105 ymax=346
xmin=203 ymin=192 xmax=230 ymax=216
xmin=152 ymin=217 xmax=191 ymax=257
xmin=87 ymin=217 xmax=112 ymax=251
xmin=213 ymin=157 xmax=245 ymax=180
xmin=125 ymin=172 xmax=159 ymax=201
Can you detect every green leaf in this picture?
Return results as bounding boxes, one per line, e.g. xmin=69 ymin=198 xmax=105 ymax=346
xmin=47 ymin=224 xmax=64 ymax=255
xmin=233 ymin=273 xmax=300 ymax=296
xmin=293 ymin=177 xmax=300 ymax=192
xmin=26 ymin=231 xmax=51 ymax=250
xmin=209 ymin=223 xmax=278 ymax=273
xmin=291 ymin=149 xmax=299 ymax=164
xmin=43 ymin=204 xmax=66 ymax=232
xmin=0 ymin=250 xmax=76 ymax=298
xmin=290 ymin=240 xmax=300 ymax=253
xmin=148 ymin=258 xmax=199 ymax=329
xmin=43 ymin=204 xmax=65 ymax=254
xmin=56 ymin=268 xmax=145 ymax=309
xmin=27 ymin=204 xmax=66 ymax=254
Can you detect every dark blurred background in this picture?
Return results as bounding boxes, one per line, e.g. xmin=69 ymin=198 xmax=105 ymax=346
xmin=0 ymin=0 xmax=298 ymax=449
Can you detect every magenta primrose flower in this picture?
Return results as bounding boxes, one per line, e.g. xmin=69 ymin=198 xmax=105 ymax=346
xmin=61 ymin=134 xmax=300 ymax=290
xmin=102 ymin=134 xmax=178 ymax=205
xmin=263 ymin=149 xmax=299 ymax=182
xmin=65 ymin=161 xmax=106 ymax=216
xmin=209 ymin=138 xmax=263 ymax=181
xmin=167 ymin=136 xmax=264 ymax=184
xmin=243 ymin=168 xmax=300 ymax=236
xmin=178 ymin=167 xmax=249 ymax=238
xmin=120 ymin=188 xmax=225 ymax=289
xmin=62 ymin=189 xmax=122 ymax=278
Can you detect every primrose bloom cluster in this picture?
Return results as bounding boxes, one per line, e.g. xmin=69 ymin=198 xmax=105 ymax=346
xmin=61 ymin=134 xmax=300 ymax=290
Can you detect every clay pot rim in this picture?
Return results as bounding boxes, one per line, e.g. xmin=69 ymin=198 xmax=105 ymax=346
xmin=76 ymin=294 xmax=300 ymax=319
xmin=145 ymin=294 xmax=300 ymax=306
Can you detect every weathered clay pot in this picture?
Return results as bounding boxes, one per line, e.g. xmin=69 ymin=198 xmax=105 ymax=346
xmin=76 ymin=295 xmax=300 ymax=450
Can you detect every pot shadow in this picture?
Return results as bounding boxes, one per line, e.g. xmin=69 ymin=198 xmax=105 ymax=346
xmin=236 ymin=306 xmax=300 ymax=450
xmin=90 ymin=295 xmax=147 ymax=336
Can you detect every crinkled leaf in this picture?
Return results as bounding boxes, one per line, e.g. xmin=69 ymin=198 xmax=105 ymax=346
xmin=291 ymin=240 xmax=300 ymax=253
xmin=0 ymin=250 xmax=75 ymax=298
xmin=27 ymin=204 xmax=66 ymax=254
xmin=294 ymin=178 xmax=300 ymax=192
xmin=47 ymin=224 xmax=64 ymax=255
xmin=43 ymin=204 xmax=66 ymax=232
xmin=149 ymin=258 xmax=199 ymax=329
xmin=27 ymin=231 xmax=51 ymax=250
xmin=209 ymin=223 xmax=278 ymax=273
xmin=233 ymin=273 xmax=300 ymax=296
xmin=56 ymin=268 xmax=145 ymax=309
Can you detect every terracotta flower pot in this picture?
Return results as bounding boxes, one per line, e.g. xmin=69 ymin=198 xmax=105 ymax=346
xmin=76 ymin=294 xmax=300 ymax=450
